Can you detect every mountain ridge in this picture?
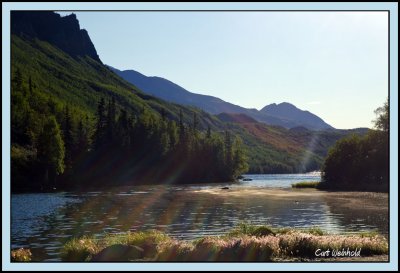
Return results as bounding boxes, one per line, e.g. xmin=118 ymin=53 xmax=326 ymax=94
xmin=109 ymin=66 xmax=334 ymax=130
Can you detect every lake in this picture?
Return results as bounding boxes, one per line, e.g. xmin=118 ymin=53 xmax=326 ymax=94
xmin=11 ymin=173 xmax=388 ymax=261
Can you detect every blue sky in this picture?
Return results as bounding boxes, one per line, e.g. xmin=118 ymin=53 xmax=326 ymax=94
xmin=59 ymin=11 xmax=388 ymax=129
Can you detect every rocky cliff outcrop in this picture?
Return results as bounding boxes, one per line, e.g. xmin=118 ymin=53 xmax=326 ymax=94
xmin=11 ymin=11 xmax=101 ymax=62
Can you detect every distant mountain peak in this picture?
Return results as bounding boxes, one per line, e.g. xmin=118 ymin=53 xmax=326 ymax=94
xmin=260 ymin=102 xmax=333 ymax=130
xmin=111 ymin=66 xmax=334 ymax=130
xmin=262 ymin=102 xmax=298 ymax=111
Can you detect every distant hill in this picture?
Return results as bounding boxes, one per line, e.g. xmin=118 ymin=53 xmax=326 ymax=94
xmin=110 ymin=66 xmax=334 ymax=130
xmin=260 ymin=102 xmax=333 ymax=130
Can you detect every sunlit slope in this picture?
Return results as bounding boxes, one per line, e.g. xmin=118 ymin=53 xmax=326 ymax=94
xmin=217 ymin=113 xmax=369 ymax=173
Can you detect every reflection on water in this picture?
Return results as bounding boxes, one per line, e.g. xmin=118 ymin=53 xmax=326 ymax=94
xmin=11 ymin=174 xmax=388 ymax=261
xmin=321 ymin=192 xmax=389 ymax=236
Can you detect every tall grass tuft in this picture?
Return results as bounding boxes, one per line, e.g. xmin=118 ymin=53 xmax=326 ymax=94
xmin=11 ymin=248 xmax=32 ymax=262
xmin=304 ymin=227 xmax=325 ymax=236
xmin=61 ymin=230 xmax=172 ymax=261
xmin=157 ymin=240 xmax=194 ymax=261
xmin=103 ymin=230 xmax=172 ymax=258
xmin=60 ymin=236 xmax=99 ymax=261
xmin=227 ymin=222 xmax=276 ymax=237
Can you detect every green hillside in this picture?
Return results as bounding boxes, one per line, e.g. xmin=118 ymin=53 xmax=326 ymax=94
xmin=11 ymin=35 xmax=223 ymax=130
xmin=11 ymin=34 xmax=249 ymax=190
xmin=10 ymin=13 xmax=368 ymax=191
xmin=231 ymin=120 xmax=368 ymax=173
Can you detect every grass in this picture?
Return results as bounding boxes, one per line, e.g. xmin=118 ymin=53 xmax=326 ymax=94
xmin=58 ymin=224 xmax=388 ymax=262
xmin=60 ymin=236 xmax=100 ymax=262
xmin=11 ymin=248 xmax=32 ymax=262
xmin=226 ymin=222 xmax=276 ymax=237
xmin=291 ymin=181 xmax=321 ymax=188
xmin=356 ymin=230 xmax=381 ymax=238
xmin=60 ymin=230 xmax=172 ymax=261
xmin=303 ymin=226 xmax=325 ymax=236
xmin=102 ymin=230 xmax=172 ymax=258
xmin=277 ymin=232 xmax=388 ymax=257
xmin=226 ymin=222 xmax=325 ymax=237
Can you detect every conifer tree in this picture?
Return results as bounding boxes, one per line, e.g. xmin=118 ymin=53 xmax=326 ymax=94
xmin=94 ymin=98 xmax=107 ymax=149
xmin=106 ymin=97 xmax=117 ymax=143
xmin=63 ymin=105 xmax=74 ymax=169
xmin=76 ymin=117 xmax=89 ymax=156
xmin=37 ymin=116 xmax=65 ymax=188
xmin=13 ymin=68 xmax=23 ymax=92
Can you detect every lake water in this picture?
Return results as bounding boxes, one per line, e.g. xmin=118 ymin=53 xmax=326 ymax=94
xmin=11 ymin=173 xmax=388 ymax=261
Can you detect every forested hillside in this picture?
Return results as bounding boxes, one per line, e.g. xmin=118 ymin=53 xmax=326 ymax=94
xmin=11 ymin=33 xmax=249 ymax=191
xmin=10 ymin=11 xmax=368 ymax=192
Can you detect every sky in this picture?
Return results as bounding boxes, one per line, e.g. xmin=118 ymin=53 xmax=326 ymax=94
xmin=59 ymin=11 xmax=388 ymax=129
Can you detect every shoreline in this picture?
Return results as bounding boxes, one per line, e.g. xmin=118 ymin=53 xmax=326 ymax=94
xmin=12 ymin=224 xmax=388 ymax=262
xmin=11 ymin=182 xmax=391 ymax=195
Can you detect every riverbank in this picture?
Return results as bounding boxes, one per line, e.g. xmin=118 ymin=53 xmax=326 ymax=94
xmin=37 ymin=224 xmax=387 ymax=262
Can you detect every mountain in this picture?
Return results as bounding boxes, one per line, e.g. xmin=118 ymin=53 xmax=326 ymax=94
xmin=260 ymin=102 xmax=333 ymax=130
xmin=106 ymin=66 xmax=252 ymax=114
xmin=109 ymin=67 xmax=334 ymax=130
xmin=10 ymin=11 xmax=368 ymax=191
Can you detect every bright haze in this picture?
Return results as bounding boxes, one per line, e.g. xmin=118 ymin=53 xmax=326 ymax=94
xmin=58 ymin=11 xmax=388 ymax=129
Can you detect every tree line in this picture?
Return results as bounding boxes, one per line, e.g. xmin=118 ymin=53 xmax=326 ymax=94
xmin=11 ymin=71 xmax=248 ymax=191
xmin=321 ymin=99 xmax=389 ymax=192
